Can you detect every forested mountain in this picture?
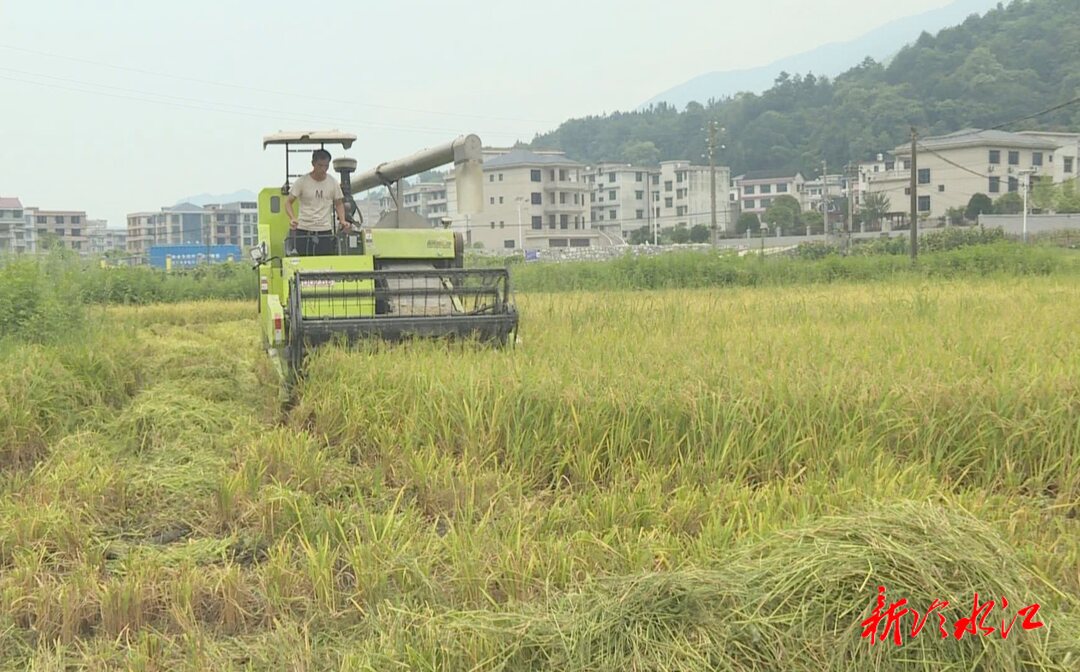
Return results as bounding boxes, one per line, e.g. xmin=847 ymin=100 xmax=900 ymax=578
xmin=641 ymin=0 xmax=999 ymax=110
xmin=529 ymin=0 xmax=1080 ymax=178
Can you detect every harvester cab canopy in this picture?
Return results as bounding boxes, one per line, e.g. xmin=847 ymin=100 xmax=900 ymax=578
xmin=262 ymin=130 xmax=357 ymax=149
xmin=264 ymin=130 xmax=358 ymax=195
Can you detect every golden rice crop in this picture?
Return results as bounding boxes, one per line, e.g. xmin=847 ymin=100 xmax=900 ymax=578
xmin=0 ymin=276 xmax=1077 ymax=670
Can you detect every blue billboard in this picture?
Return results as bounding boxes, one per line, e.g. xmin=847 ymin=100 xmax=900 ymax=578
xmin=149 ymin=244 xmax=242 ymax=269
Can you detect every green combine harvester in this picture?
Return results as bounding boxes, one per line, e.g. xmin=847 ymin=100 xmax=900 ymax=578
xmin=249 ymin=131 xmax=518 ymax=385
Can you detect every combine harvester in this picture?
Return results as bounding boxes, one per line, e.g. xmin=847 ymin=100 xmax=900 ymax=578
xmin=249 ymin=131 xmax=519 ymax=387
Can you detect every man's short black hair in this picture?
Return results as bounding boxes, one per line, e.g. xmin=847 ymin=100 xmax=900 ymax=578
xmin=312 ymin=149 xmax=332 ymax=163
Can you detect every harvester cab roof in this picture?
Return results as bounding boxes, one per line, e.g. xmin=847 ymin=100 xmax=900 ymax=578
xmin=262 ymin=129 xmax=358 ymax=200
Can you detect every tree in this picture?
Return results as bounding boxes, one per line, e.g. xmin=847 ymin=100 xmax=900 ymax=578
xmin=1032 ymin=176 xmax=1058 ymax=212
xmin=670 ymin=224 xmax=691 ymax=244
xmin=945 ymin=206 xmax=966 ymax=225
xmin=38 ymin=232 xmax=63 ymax=251
xmin=689 ymin=224 xmax=710 ymax=243
xmin=628 ymin=226 xmax=652 ymax=245
xmin=965 ymin=193 xmax=994 ymax=221
xmin=737 ymin=212 xmax=761 ymax=234
xmin=621 ymin=140 xmax=660 ymax=166
xmin=1057 ymin=178 xmax=1080 ymax=213
xmin=860 ymin=192 xmax=891 ymax=229
xmin=415 ymin=169 xmax=446 ymax=184
xmin=763 ymin=194 xmax=802 ymax=235
xmin=993 ymin=192 xmax=1023 ymax=214
xmin=803 ymin=210 xmax=824 ymax=234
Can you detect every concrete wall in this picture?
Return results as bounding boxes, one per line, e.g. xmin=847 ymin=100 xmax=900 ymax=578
xmin=978 ymin=213 xmax=1080 ymax=236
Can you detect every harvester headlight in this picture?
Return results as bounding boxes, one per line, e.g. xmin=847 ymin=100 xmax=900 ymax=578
xmin=249 ymin=242 xmax=268 ymax=265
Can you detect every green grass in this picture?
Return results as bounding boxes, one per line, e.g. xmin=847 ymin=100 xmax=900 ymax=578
xmin=0 ymin=274 xmax=1077 ymax=670
xmin=505 ymin=241 xmax=1079 ymax=292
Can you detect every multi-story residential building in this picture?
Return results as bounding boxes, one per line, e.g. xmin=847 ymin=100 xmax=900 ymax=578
xmin=803 ymin=174 xmax=845 ymax=208
xmin=446 ymin=148 xmax=597 ymax=250
xmin=585 ymin=163 xmax=653 ymax=240
xmin=649 ymin=160 xmax=734 ymax=236
xmin=204 ymin=201 xmax=259 ymax=248
xmin=85 ymin=221 xmax=127 ymax=255
xmin=0 ymin=197 xmax=35 ymax=254
xmin=0 ymin=198 xmax=22 ymax=254
xmin=126 ymin=211 xmax=162 ymax=257
xmin=1018 ymin=131 xmax=1079 ymax=183
xmin=802 ymin=173 xmax=850 ymax=231
xmin=354 ymin=194 xmax=385 ymax=227
xmin=732 ymin=171 xmax=806 ymax=218
xmin=867 ymin=128 xmax=1062 ymax=223
xmin=127 ymin=201 xmax=259 ymax=260
xmin=26 ymin=208 xmax=95 ymax=254
xmin=379 ymin=181 xmax=449 ymax=228
xmin=854 ymin=154 xmax=898 ymax=209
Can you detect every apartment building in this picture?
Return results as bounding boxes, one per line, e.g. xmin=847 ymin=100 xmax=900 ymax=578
xmin=127 ymin=201 xmax=258 ymax=260
xmin=379 ymin=182 xmax=449 ymax=228
xmin=204 ymin=201 xmax=259 ymax=248
xmin=649 ymin=161 xmax=734 ymax=236
xmin=446 ymin=148 xmax=597 ymax=250
xmin=732 ymin=171 xmax=806 ymax=217
xmin=126 ymin=211 xmax=161 ymax=257
xmin=0 ymin=197 xmax=36 ymax=254
xmin=802 ymin=173 xmax=850 ymax=232
xmin=867 ymin=128 xmax=1062 ymax=223
xmin=26 ymin=208 xmax=97 ymax=254
xmin=85 ymin=222 xmax=127 ymax=255
xmin=803 ymin=174 xmax=846 ymax=209
xmin=585 ymin=163 xmax=653 ymax=240
xmin=854 ymin=154 xmax=898 ymax=208
xmin=1018 ymin=131 xmax=1079 ymax=183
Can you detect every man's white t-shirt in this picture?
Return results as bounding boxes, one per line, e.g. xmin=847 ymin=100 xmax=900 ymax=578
xmin=292 ymin=173 xmax=343 ymax=232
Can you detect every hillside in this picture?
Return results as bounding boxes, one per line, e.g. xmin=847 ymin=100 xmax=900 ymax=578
xmin=641 ymin=0 xmax=1000 ymax=110
xmin=530 ymin=0 xmax=1080 ymax=178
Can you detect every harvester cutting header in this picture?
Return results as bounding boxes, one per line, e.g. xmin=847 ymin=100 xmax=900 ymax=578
xmin=250 ymin=131 xmax=518 ymax=383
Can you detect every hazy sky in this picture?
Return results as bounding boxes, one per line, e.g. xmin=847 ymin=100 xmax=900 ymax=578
xmin=2 ymin=0 xmax=960 ymax=229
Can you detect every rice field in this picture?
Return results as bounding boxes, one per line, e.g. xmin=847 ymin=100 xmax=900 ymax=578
xmin=1 ymin=277 xmax=1078 ymax=670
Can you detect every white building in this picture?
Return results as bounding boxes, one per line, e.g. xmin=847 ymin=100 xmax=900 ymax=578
xmin=1018 ymin=131 xmax=1079 ymax=183
xmin=380 ymin=182 xmax=449 ymax=228
xmin=586 ymin=162 xmax=653 ymax=241
xmin=732 ymin=171 xmax=806 ymax=217
xmin=128 ymin=201 xmax=258 ymax=259
xmin=85 ymin=221 xmax=127 ymax=255
xmin=867 ymin=128 xmax=1062 ymax=223
xmin=651 ymin=160 xmax=734 ymax=237
xmin=0 ymin=197 xmax=35 ymax=254
xmin=446 ymin=148 xmax=598 ymax=250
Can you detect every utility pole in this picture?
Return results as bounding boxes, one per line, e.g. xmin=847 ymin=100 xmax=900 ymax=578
xmin=821 ymin=159 xmax=828 ymax=238
xmin=708 ymin=121 xmax=718 ymax=245
xmin=1019 ymin=168 xmax=1034 ymax=243
xmin=849 ymin=164 xmax=856 ymax=249
xmin=909 ymin=127 xmax=918 ymax=262
xmin=645 ymin=178 xmax=652 ymax=246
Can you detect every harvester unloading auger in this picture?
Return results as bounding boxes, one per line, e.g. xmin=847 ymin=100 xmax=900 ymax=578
xmin=249 ymin=131 xmax=519 ymax=384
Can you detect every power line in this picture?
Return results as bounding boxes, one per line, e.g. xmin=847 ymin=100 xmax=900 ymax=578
xmin=916 ymin=142 xmax=990 ymax=180
xmin=989 ymin=95 xmax=1080 ymax=131
xmin=0 ymin=70 xmax=529 ymax=140
xmin=0 ymin=43 xmax=559 ymax=126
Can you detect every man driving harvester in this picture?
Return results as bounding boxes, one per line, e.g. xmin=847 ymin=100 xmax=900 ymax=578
xmin=284 ymin=148 xmax=351 ymax=256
